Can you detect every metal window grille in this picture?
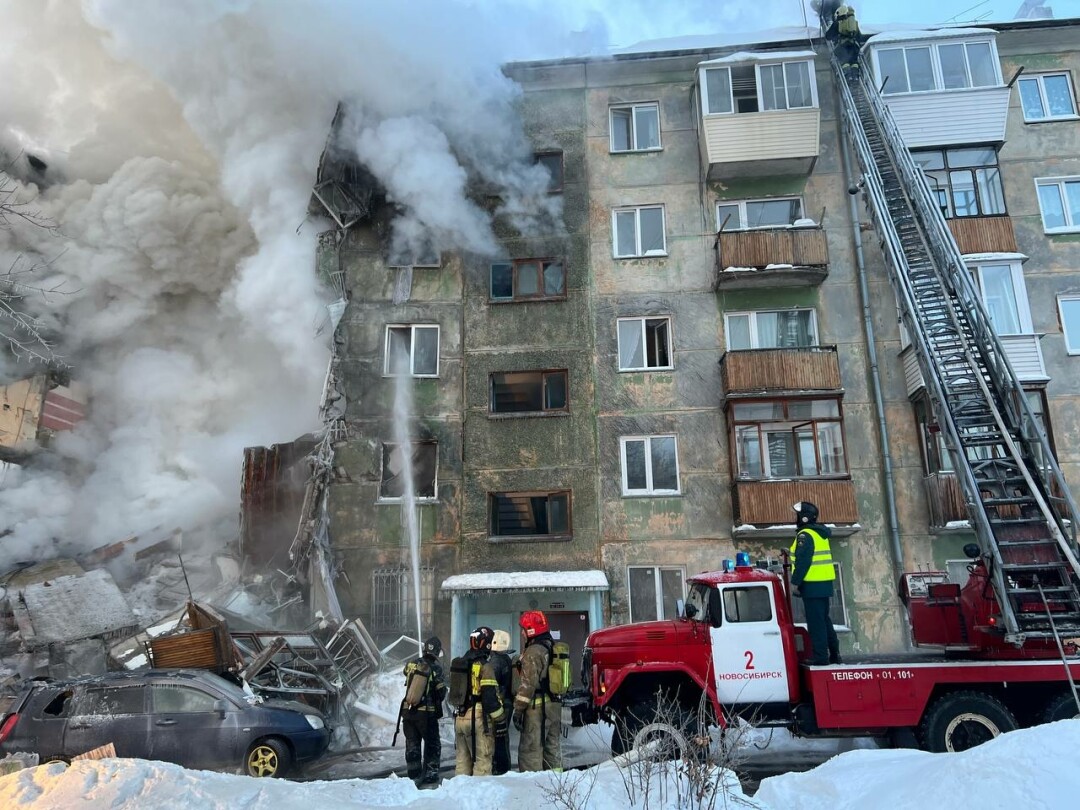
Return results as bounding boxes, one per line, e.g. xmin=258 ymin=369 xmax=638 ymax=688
xmin=371 ymin=566 xmax=435 ymax=635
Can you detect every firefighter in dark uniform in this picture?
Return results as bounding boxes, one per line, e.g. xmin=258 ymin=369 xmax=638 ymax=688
xmin=512 ymin=610 xmax=562 ymax=772
xmin=400 ymin=636 xmax=446 ymax=786
xmin=826 ymin=4 xmax=864 ymax=79
xmin=454 ymin=626 xmax=507 ymax=776
xmin=790 ymin=502 xmax=841 ymax=665
xmin=489 ymin=629 xmax=515 ymax=775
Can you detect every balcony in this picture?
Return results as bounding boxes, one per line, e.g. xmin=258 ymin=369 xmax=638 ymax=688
xmin=901 ymin=336 xmax=1047 ymax=397
xmin=924 ymin=473 xmax=970 ymax=531
xmin=732 ymin=479 xmax=859 ymax=534
xmin=715 ymin=226 xmax=828 ymax=289
xmin=701 ymin=108 xmax=820 ymax=180
xmin=946 ymin=216 xmax=1018 ymax=255
xmin=721 ymin=346 xmax=841 ymax=398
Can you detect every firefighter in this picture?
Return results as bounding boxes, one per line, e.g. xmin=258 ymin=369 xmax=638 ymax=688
xmin=512 ymin=610 xmax=562 ymax=772
xmin=489 ymin=629 xmax=515 ymax=775
xmin=826 ymin=4 xmax=863 ymax=79
xmin=399 ymin=636 xmax=446 ymax=786
xmin=453 ymin=626 xmax=507 ymax=776
xmin=790 ymin=501 xmax=841 ymax=666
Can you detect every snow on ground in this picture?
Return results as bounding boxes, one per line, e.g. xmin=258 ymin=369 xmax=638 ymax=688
xmin=3 ymin=721 xmax=1079 ymax=809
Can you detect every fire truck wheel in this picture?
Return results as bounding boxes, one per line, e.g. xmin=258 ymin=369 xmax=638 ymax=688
xmin=1042 ymin=692 xmax=1080 ymax=723
xmin=919 ymin=691 xmax=1017 ymax=753
xmin=611 ymin=699 xmax=701 ymax=760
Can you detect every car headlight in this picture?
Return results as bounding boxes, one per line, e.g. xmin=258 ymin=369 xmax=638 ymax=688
xmin=305 ymin=714 xmax=325 ymax=730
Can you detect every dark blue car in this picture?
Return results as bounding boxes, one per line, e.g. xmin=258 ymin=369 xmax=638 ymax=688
xmin=0 ymin=669 xmax=330 ymax=777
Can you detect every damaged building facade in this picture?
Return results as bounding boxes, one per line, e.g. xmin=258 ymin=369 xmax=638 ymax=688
xmin=303 ymin=17 xmax=1080 ymax=661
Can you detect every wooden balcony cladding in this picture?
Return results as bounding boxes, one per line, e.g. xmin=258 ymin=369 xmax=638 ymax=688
xmin=947 ymin=216 xmax=1018 ymax=255
xmin=721 ymin=347 xmax=841 ymax=395
xmin=924 ymin=473 xmax=969 ymax=529
xmin=733 ymin=479 xmax=858 ymax=526
xmin=715 ymin=227 xmax=829 ymax=289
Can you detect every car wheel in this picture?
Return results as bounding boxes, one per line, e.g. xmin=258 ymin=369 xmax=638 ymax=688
xmin=1042 ymin=692 xmax=1080 ymax=723
xmin=245 ymin=737 xmax=291 ymax=778
xmin=919 ymin=691 xmax=1017 ymax=753
xmin=611 ymin=698 xmax=703 ymax=760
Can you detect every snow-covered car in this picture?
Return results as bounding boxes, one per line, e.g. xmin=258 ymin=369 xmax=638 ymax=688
xmin=0 ymin=669 xmax=329 ymax=777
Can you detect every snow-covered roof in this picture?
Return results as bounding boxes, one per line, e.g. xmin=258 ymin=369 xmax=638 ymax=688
xmin=19 ymin=569 xmax=138 ymax=645
xmin=440 ymin=570 xmax=609 ymax=595
xmin=614 ymin=26 xmax=817 ymax=56
xmin=868 ymin=27 xmax=997 ymax=46
xmin=699 ymin=49 xmax=816 ymax=67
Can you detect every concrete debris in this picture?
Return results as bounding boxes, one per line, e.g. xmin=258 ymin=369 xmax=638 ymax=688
xmin=14 ymin=569 xmax=139 ymax=649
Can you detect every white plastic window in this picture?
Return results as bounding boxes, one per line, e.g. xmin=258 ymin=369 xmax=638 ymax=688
xmin=613 ymin=206 xmax=666 ymax=257
xmin=617 ymin=317 xmax=673 ymax=371
xmin=620 ymin=435 xmax=680 ymax=496
xmin=1037 ymin=178 xmax=1080 ymax=232
xmin=384 ymin=325 xmax=440 ymax=377
xmin=610 ymin=103 xmax=661 ymax=152
xmin=1018 ymin=74 xmax=1077 ymax=122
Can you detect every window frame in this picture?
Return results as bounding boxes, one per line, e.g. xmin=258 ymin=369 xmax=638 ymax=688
xmin=913 ymin=148 xmax=1007 ymax=219
xmin=489 ymin=257 xmax=567 ymax=303
xmin=789 ymin=562 xmax=849 ymax=630
xmin=729 ymin=397 xmax=849 ymax=480
xmin=716 ymin=197 xmax=805 ymax=231
xmin=872 ymin=38 xmax=1002 ymax=96
xmin=619 ymin=435 xmax=681 ymax=497
xmin=488 ymin=490 xmax=573 ymax=541
xmin=534 ymin=151 xmax=564 ymax=193
xmin=612 ymin=205 xmax=667 ymax=258
xmin=383 ymin=324 xmax=440 ymax=377
xmin=609 ymin=102 xmax=662 ymax=153
xmin=698 ymin=59 xmax=818 ymax=115
xmin=1017 ymin=72 xmax=1079 ymax=123
xmin=489 ymin=369 xmax=570 ymax=416
xmin=1058 ymin=295 xmax=1080 ymax=355
xmin=378 ymin=441 xmax=439 ymax=503
xmin=627 ymin=565 xmax=686 ymax=623
xmin=722 ymin=585 xmax=774 ymax=623
xmin=969 ymin=260 xmax=1033 ymax=335
xmin=724 ymin=309 xmax=819 ymax=350
xmin=616 ymin=316 xmax=674 ymax=372
xmin=1035 ymin=177 xmax=1080 ymax=233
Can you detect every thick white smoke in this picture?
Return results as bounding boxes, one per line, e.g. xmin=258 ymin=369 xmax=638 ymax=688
xmin=0 ymin=0 xmax=810 ymax=566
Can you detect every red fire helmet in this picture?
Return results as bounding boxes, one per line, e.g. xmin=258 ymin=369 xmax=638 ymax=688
xmin=519 ymin=610 xmax=549 ymax=638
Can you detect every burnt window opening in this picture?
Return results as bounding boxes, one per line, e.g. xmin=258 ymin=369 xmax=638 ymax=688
xmin=380 ymin=441 xmax=437 ymax=501
xmin=489 ymin=491 xmax=571 ymax=539
xmin=490 ymin=258 xmax=566 ymax=302
xmin=490 ymin=370 xmax=568 ymax=414
xmin=534 ymin=152 xmax=564 ymax=192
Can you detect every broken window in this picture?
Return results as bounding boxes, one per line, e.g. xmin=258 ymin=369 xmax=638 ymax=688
xmin=701 ymin=60 xmax=816 ymax=115
xmin=620 ymin=435 xmax=680 ymax=495
xmin=612 ymin=206 xmax=666 ymax=258
xmin=609 ymin=103 xmax=661 ymax=152
xmin=628 ymin=566 xmax=685 ymax=622
xmin=41 ymin=690 xmax=74 ymax=717
xmin=75 ymin=686 xmax=146 ymax=716
xmin=617 ymin=317 xmax=672 ymax=371
xmin=489 ymin=258 xmax=566 ymax=302
xmin=534 ymin=152 xmax=564 ymax=192
xmin=384 ymin=325 xmax=439 ymax=376
xmin=371 ymin=565 xmax=435 ymax=636
xmin=731 ymin=398 xmax=847 ymax=479
xmin=489 ymin=491 xmax=571 ymax=538
xmin=490 ymin=370 xmax=568 ymax=414
xmin=380 ymin=442 xmax=437 ymax=501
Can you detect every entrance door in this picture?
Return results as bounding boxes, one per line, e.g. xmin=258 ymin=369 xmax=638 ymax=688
xmin=540 ymin=611 xmax=590 ymax=689
xmin=710 ymin=583 xmax=789 ymax=704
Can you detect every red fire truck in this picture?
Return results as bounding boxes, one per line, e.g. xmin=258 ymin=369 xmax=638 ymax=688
xmin=568 ymin=550 xmax=1080 ymax=754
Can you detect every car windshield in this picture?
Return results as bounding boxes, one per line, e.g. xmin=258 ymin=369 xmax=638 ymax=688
xmin=684 ymin=583 xmax=711 ymax=621
xmin=202 ymin=675 xmax=261 ymax=705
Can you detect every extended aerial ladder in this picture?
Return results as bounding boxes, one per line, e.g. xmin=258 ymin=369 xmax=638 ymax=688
xmin=825 ymin=25 xmax=1080 ymax=640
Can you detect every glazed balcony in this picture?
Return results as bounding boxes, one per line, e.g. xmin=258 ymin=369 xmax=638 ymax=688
xmin=715 ymin=226 xmax=829 ymax=289
xmin=721 ymin=346 xmax=842 ymax=397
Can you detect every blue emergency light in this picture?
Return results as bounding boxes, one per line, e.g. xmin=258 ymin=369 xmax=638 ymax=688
xmin=722 ymin=558 xmax=735 ymax=572
xmin=735 ymin=551 xmax=751 ymax=568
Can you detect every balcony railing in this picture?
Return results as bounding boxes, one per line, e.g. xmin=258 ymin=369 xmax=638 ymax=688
xmin=715 ymin=227 xmax=828 ymax=289
xmin=733 ymin=479 xmax=858 ymax=527
xmin=946 ymin=216 xmax=1018 ymax=255
xmin=701 ymin=108 xmax=820 ymax=180
xmin=923 ymin=472 xmax=969 ymax=529
xmin=721 ymin=346 xmax=841 ymax=396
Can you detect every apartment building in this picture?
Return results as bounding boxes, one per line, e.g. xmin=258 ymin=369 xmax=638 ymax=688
xmin=314 ymin=16 xmax=1080 ymax=665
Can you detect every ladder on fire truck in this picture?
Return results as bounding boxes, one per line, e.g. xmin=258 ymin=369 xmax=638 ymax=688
xmin=828 ymin=40 xmax=1080 ymax=641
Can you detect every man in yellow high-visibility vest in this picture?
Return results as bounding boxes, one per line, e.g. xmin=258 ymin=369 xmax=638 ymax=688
xmin=790 ymin=502 xmax=841 ymax=665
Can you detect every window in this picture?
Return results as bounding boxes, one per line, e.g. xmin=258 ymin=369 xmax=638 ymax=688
xmin=789 ymin=563 xmax=849 ymax=628
xmin=371 ymin=566 xmax=435 ymax=636
xmin=971 ymin=262 xmax=1032 ymax=335
xmin=610 ymin=103 xmax=661 ymax=152
xmin=384 ymin=325 xmax=439 ymax=376
xmin=620 ymin=435 xmax=680 ymax=496
xmin=534 ymin=152 xmax=564 ymax=192
xmin=1036 ymin=178 xmax=1080 ymax=233
xmin=489 ymin=491 xmax=571 ymax=538
xmin=617 ymin=317 xmax=672 ymax=371
xmin=76 ymin=687 xmax=146 ymax=716
xmin=489 ymin=259 xmax=566 ymax=302
xmin=913 ymin=148 xmax=1005 ymax=218
xmin=725 ymin=310 xmax=817 ymax=350
xmin=387 ymin=242 xmax=441 ymax=269
xmin=380 ymin=442 xmax=437 ymax=501
xmin=1059 ymin=296 xmax=1080 ymax=355
xmin=717 ymin=198 xmax=803 ymax=231
xmin=612 ymin=206 xmax=666 ymax=258
xmin=731 ymin=398 xmax=847 ymax=479
xmin=723 ymin=586 xmax=773 ymax=623
xmin=151 ymin=686 xmax=218 ymax=714
xmin=490 ymin=370 xmax=568 ymax=414
xmin=628 ymin=566 xmax=685 ymax=622
xmin=1018 ymin=73 xmax=1077 ymax=122
xmin=700 ymin=60 xmax=816 ymax=115
xmin=876 ymin=40 xmax=999 ymax=95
